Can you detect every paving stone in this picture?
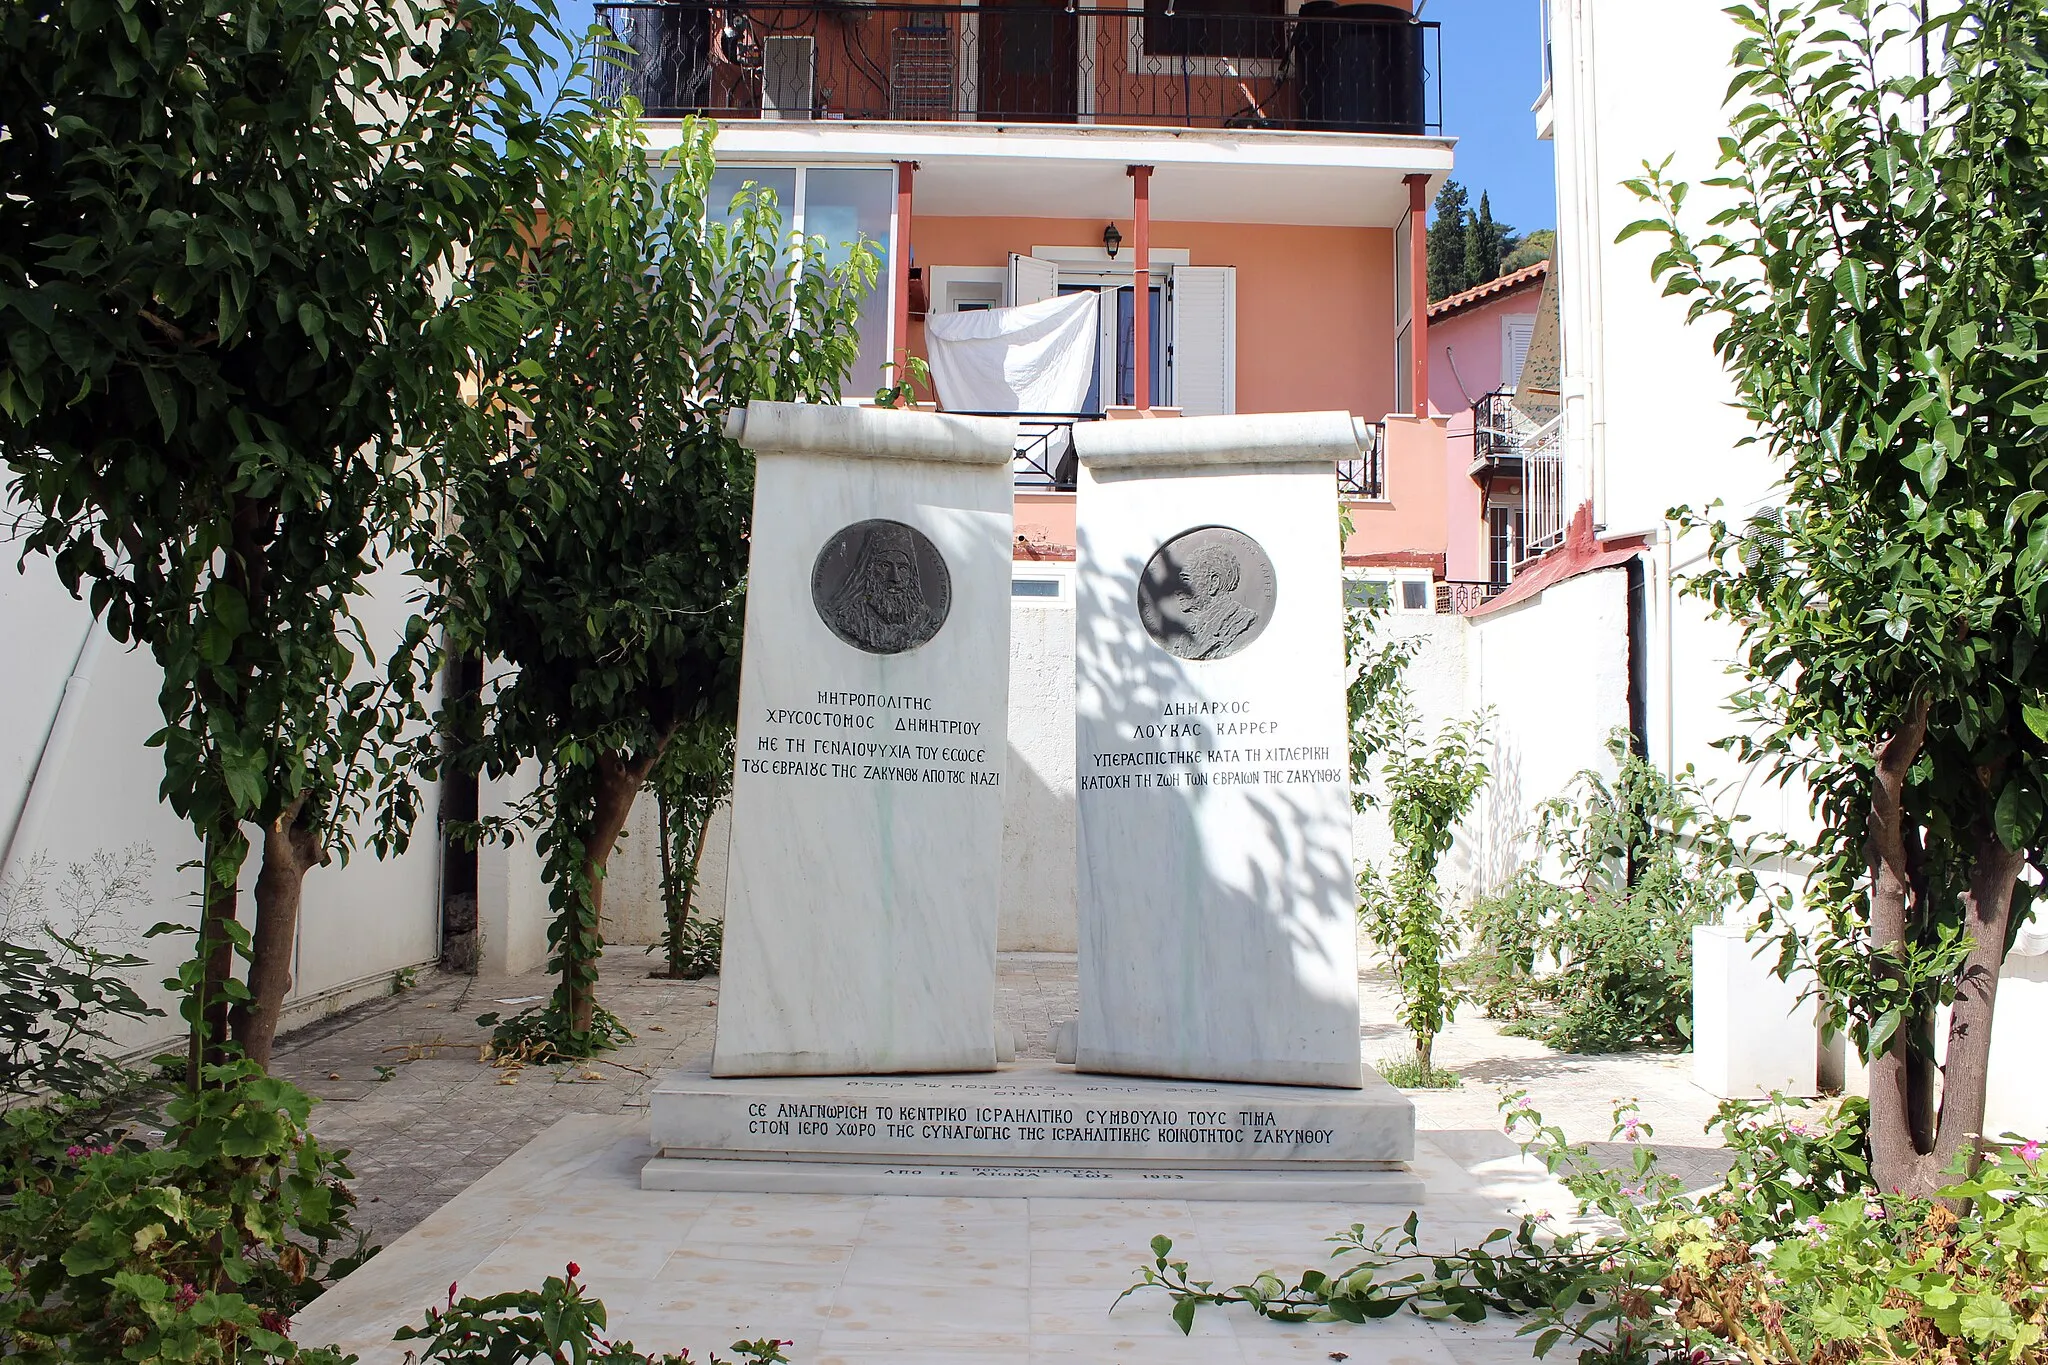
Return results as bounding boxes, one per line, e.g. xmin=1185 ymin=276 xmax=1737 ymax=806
xmin=274 ymin=951 xmax=1729 ymax=1255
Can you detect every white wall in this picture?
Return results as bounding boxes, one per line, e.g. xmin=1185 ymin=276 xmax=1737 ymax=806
xmin=0 ymin=559 xmax=443 ymax=1056
xmin=1467 ymin=567 xmax=1632 ymax=890
xmin=1002 ymin=562 xmax=1078 ymax=951
xmin=601 ymin=798 xmax=732 ymax=949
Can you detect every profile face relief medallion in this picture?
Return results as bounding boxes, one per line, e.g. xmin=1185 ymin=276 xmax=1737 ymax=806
xmin=1136 ymin=525 xmax=1277 ymax=661
xmin=810 ymin=518 xmax=952 ymax=654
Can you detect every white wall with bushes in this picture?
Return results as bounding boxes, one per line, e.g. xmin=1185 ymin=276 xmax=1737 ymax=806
xmin=0 ymin=559 xmax=442 ymax=1058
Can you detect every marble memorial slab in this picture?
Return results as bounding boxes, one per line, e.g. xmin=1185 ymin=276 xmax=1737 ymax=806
xmin=646 ymin=1060 xmax=1416 ymax=1195
xmin=711 ymin=402 xmax=1018 ymax=1077
xmin=1071 ymin=412 xmax=1369 ymax=1088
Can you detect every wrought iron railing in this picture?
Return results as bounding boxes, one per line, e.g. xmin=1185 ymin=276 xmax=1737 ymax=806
xmin=596 ymin=2 xmax=1441 ymax=134
xmin=951 ymin=410 xmax=1091 ymax=489
xmin=1473 ymin=389 xmax=1526 ymax=466
xmin=1337 ymin=419 xmax=1387 ymax=500
xmin=1435 ymin=579 xmax=1503 ymax=614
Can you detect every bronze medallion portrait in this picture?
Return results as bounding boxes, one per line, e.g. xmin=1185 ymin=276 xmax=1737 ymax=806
xmin=1136 ymin=526 xmax=1277 ymax=661
xmin=810 ymin=519 xmax=952 ymax=655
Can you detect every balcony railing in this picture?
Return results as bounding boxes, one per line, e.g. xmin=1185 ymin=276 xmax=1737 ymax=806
xmin=1337 ymin=419 xmax=1387 ymax=500
xmin=1472 ymin=389 xmax=1526 ymax=468
xmin=596 ymin=2 xmax=1440 ymax=134
xmin=1522 ymin=415 xmax=1567 ymax=555
xmin=1435 ymin=579 xmax=1504 ymax=614
xmin=951 ymin=411 xmax=1090 ymax=490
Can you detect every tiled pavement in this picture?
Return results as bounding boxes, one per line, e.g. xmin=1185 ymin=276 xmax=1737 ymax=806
xmin=274 ymin=949 xmax=1730 ymax=1254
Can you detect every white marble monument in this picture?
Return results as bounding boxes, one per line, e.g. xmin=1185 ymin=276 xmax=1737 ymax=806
xmin=1071 ymin=412 xmax=1367 ymax=1088
xmin=711 ymin=401 xmax=1018 ymax=1077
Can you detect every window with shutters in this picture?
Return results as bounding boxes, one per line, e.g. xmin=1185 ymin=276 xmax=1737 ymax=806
xmin=1168 ymin=265 xmax=1236 ymax=416
xmin=1501 ymin=314 xmax=1537 ymax=388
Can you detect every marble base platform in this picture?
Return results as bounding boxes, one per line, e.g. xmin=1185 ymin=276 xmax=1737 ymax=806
xmin=644 ymin=1060 xmax=1417 ymax=1201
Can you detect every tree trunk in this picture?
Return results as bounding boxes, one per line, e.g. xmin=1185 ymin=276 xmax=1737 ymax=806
xmin=568 ymin=746 xmax=666 ymax=1034
xmin=232 ymin=794 xmax=324 ymax=1070
xmin=1865 ymin=699 xmax=1930 ymax=1196
xmin=1416 ymin=1033 xmax=1433 ymax=1077
xmin=1924 ymin=834 xmax=2026 ymax=1186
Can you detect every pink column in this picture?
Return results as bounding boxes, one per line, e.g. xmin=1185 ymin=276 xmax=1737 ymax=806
xmin=894 ymin=161 xmax=916 ymax=381
xmin=1128 ymin=164 xmax=1154 ymax=410
xmin=1405 ymin=172 xmax=1430 ymax=415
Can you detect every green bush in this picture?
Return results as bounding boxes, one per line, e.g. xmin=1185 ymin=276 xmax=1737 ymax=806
xmin=0 ymin=1061 xmax=368 ymax=1363
xmin=396 ymin=1267 xmax=791 ymax=1362
xmin=1129 ymin=1090 xmax=2048 ymax=1364
xmin=1459 ymin=733 xmax=1760 ymax=1052
xmin=653 ymin=916 xmax=723 ymax=982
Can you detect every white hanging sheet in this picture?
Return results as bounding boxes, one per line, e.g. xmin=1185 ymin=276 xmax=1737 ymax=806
xmin=924 ymin=290 xmax=1098 ymax=414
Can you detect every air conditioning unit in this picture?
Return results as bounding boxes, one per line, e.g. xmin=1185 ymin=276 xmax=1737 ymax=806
xmin=762 ymin=35 xmax=816 ymax=120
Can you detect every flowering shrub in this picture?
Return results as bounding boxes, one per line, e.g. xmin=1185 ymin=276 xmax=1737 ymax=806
xmin=0 ymin=1061 xmax=367 ymax=1363
xmin=1127 ymin=1091 xmax=2048 ymax=1363
xmin=395 ymin=1266 xmax=793 ymax=1363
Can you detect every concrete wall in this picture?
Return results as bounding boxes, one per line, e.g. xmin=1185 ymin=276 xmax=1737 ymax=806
xmin=0 ymin=559 xmax=443 ymax=1057
xmin=1466 ymin=567 xmax=1632 ymax=889
xmin=1001 ymin=560 xmax=1079 ymax=951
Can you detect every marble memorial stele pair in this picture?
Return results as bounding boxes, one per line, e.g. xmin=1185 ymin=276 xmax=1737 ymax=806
xmin=712 ymin=401 xmax=1373 ymax=1090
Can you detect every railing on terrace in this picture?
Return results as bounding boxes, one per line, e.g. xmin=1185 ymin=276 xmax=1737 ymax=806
xmin=1435 ymin=579 xmax=1503 ymax=614
xmin=952 ymin=411 xmax=1091 ymax=490
xmin=1472 ymin=389 xmax=1527 ymax=466
xmin=1522 ymin=413 xmax=1567 ymax=555
xmin=1336 ymin=419 xmax=1387 ymax=500
xmin=596 ymin=2 xmax=1440 ymax=134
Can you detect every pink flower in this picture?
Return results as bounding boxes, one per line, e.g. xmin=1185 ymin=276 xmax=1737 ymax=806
xmin=566 ymin=1261 xmax=581 ymax=1279
xmin=2019 ymin=1139 xmax=2042 ymax=1164
xmin=447 ymin=1282 xmax=459 ymax=1307
xmin=1620 ymin=1117 xmax=1644 ymax=1143
xmin=172 ymin=1282 xmax=200 ymax=1310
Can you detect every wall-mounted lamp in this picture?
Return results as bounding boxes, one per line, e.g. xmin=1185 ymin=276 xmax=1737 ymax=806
xmin=1102 ymin=223 xmax=1123 ymax=259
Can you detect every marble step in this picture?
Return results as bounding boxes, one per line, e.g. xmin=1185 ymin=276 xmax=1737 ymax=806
xmin=641 ymin=1154 xmax=1426 ymax=1201
xmin=645 ymin=1059 xmax=1416 ymax=1198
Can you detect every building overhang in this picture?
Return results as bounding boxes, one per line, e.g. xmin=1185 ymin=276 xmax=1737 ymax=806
xmin=648 ymin=120 xmax=1454 ymax=228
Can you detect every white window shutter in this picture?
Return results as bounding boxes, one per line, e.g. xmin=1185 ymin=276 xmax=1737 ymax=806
xmin=1170 ymin=265 xmax=1236 ymax=416
xmin=1008 ymin=253 xmax=1059 ymax=307
xmin=1502 ymin=316 xmax=1536 ymax=387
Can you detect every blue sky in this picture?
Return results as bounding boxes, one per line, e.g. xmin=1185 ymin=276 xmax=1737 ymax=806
xmin=535 ymin=0 xmax=1555 ymax=232
xmin=1429 ymin=0 xmax=1556 ymax=234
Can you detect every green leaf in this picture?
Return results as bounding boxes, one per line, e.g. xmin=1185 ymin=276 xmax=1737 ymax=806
xmin=1994 ymin=782 xmax=2038 ymax=850
xmin=1833 ymin=320 xmax=1866 ymax=369
xmin=1832 ymin=258 xmax=1869 ymax=311
xmin=2024 ymin=703 xmax=2048 ymax=743
xmin=1170 ymin=1298 xmax=1197 ymax=1335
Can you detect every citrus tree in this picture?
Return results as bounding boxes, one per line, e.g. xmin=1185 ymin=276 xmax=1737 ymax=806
xmin=1625 ymin=0 xmax=2048 ymax=1196
xmin=425 ymin=114 xmax=871 ymax=1057
xmin=0 ymin=0 xmax=578 ymax=1071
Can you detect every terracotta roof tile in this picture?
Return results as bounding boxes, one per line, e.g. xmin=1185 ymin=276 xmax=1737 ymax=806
xmin=1427 ymin=260 xmax=1550 ymax=321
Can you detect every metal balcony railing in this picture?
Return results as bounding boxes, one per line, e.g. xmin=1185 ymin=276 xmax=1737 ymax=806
xmin=1434 ymin=579 xmax=1503 ymax=614
xmin=596 ymin=2 xmax=1440 ymax=134
xmin=1522 ymin=415 xmax=1567 ymax=555
xmin=950 ymin=411 xmax=1092 ymax=490
xmin=1472 ymin=389 xmax=1527 ymax=467
xmin=1336 ymin=419 xmax=1387 ymax=500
